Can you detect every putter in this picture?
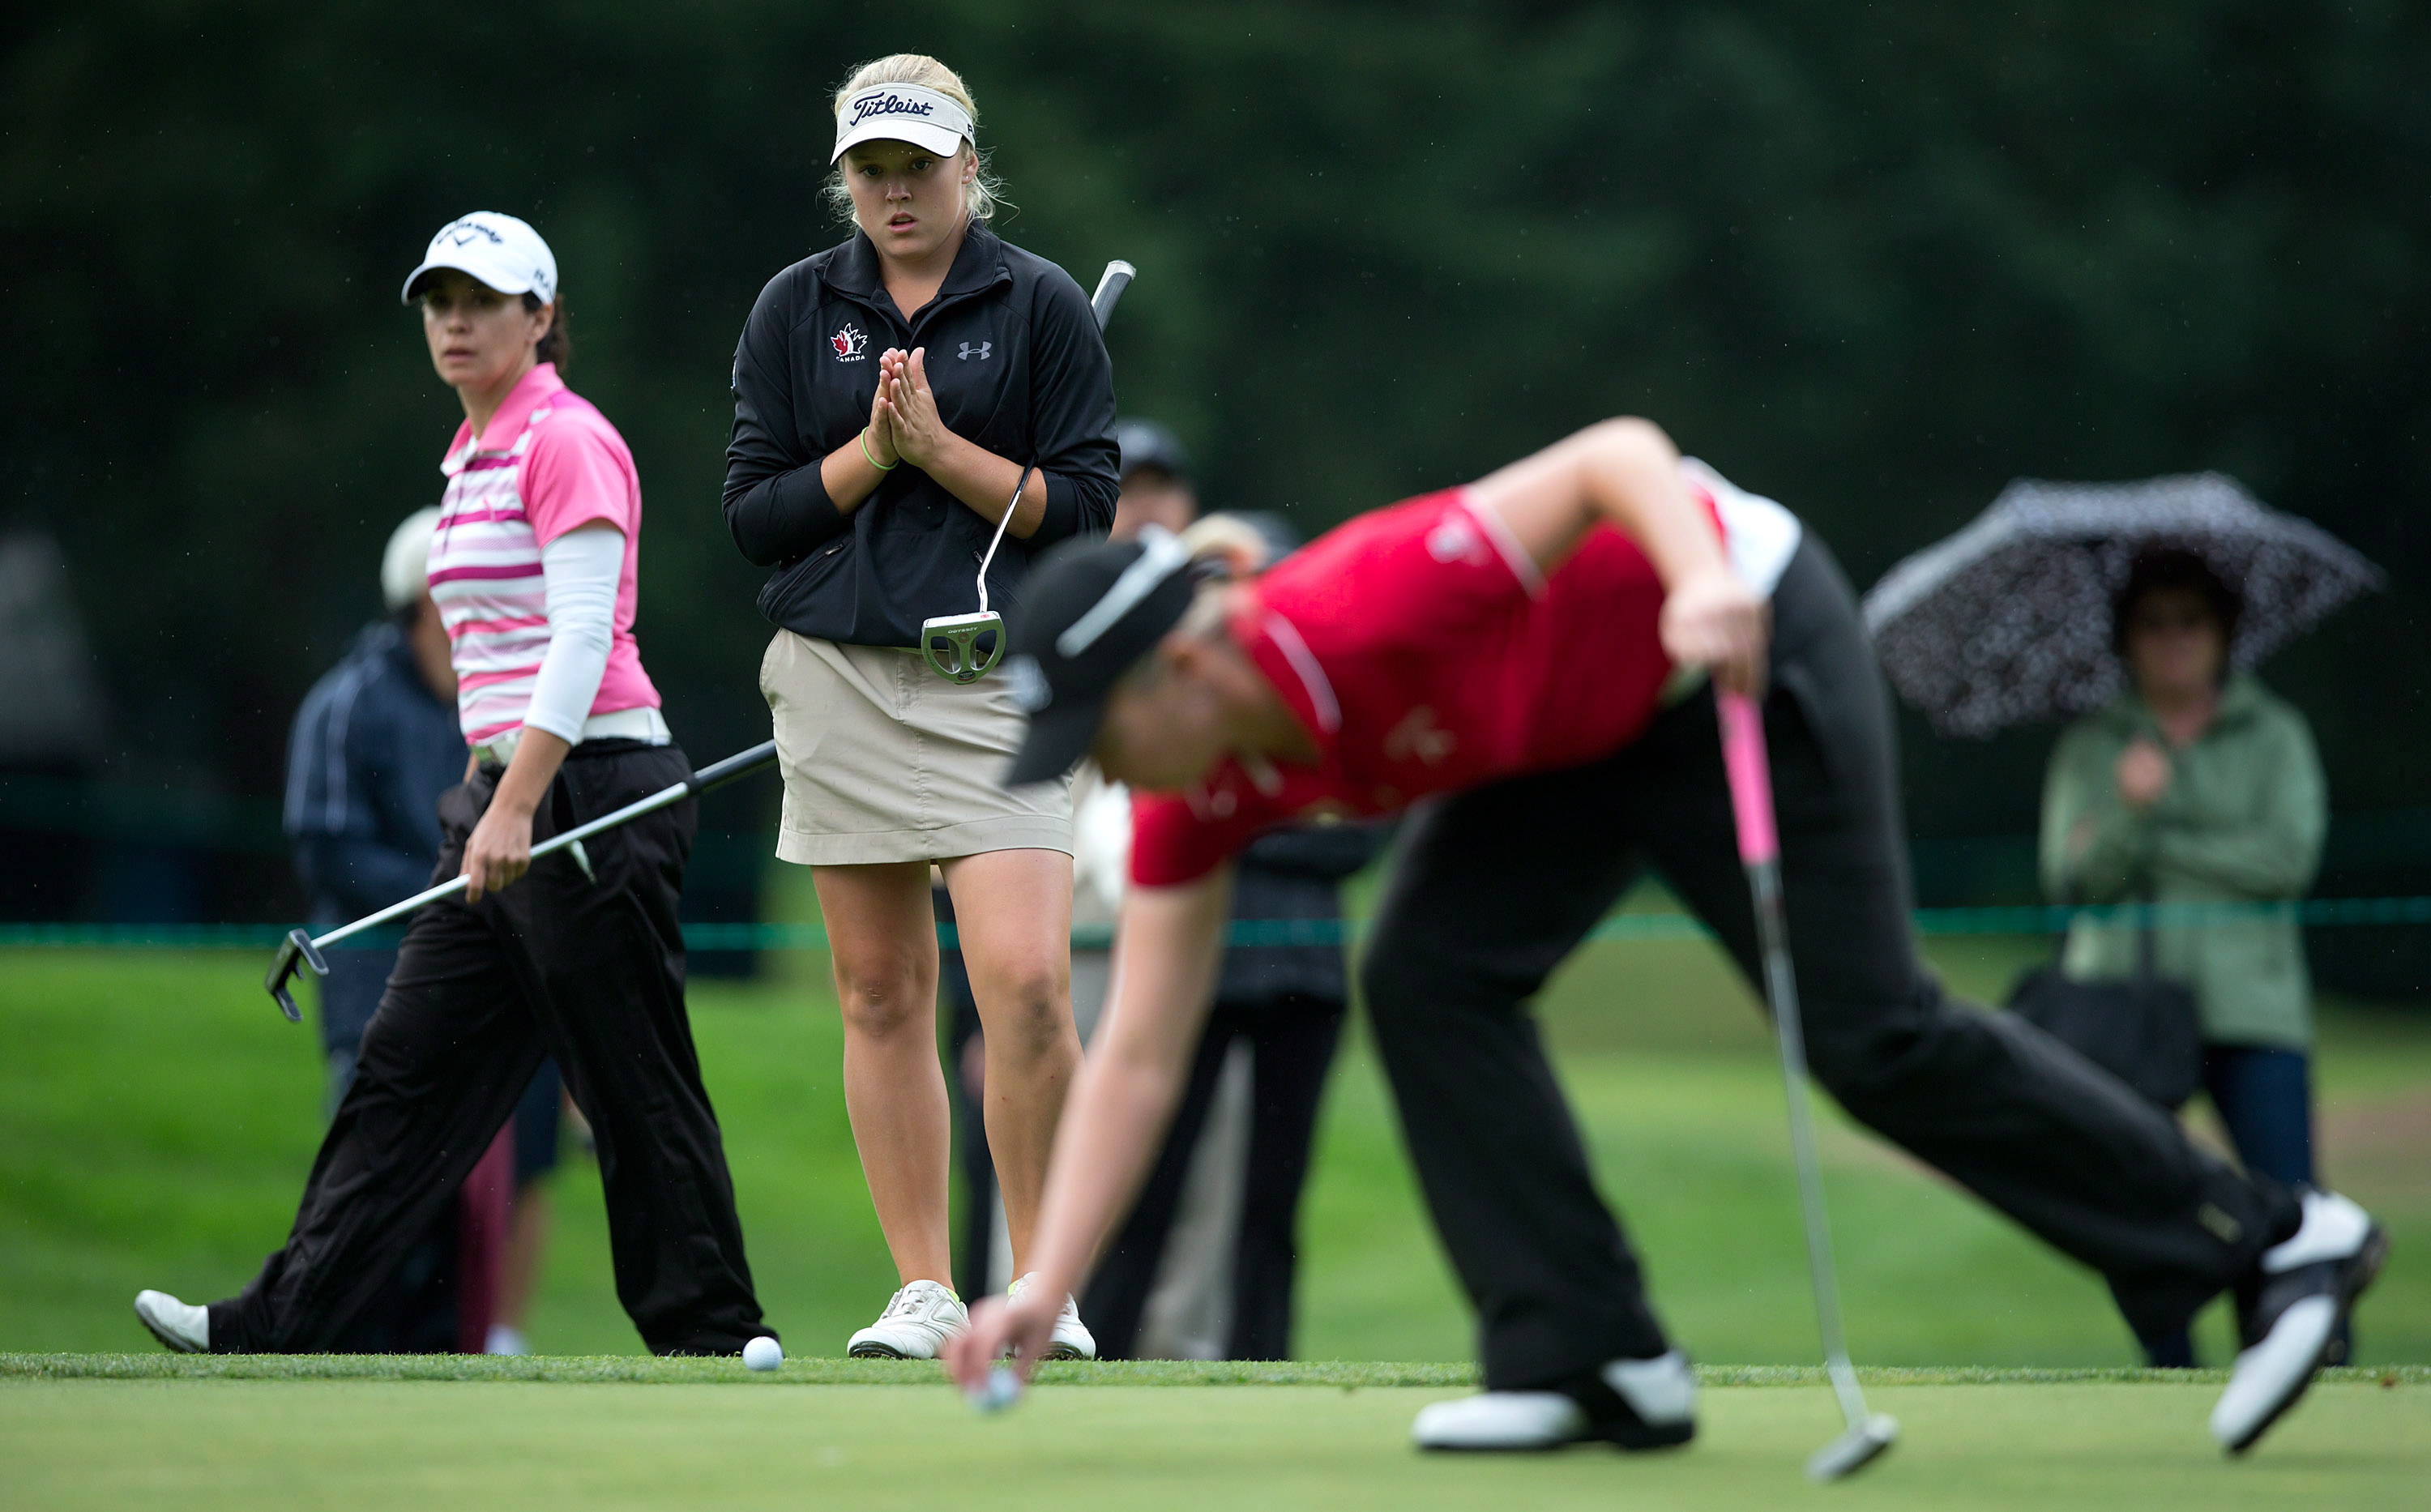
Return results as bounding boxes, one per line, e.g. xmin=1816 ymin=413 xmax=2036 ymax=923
xmin=265 ymin=738 xmax=780 ymax=1021
xmin=1716 ymin=690 xmax=1899 ymax=1483
xmin=921 ymin=258 xmax=1136 ymax=684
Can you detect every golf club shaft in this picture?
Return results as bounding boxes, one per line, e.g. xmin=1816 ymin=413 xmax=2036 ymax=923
xmin=307 ymin=739 xmax=778 ymax=953
xmin=1718 ymin=690 xmax=1874 ymax=1433
xmin=1747 ymin=856 xmax=1870 ymax=1430
xmin=947 ymin=258 xmax=1134 ymax=642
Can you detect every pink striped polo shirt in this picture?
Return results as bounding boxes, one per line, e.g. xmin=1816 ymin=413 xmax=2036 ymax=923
xmin=425 ymin=363 xmax=661 ymax=745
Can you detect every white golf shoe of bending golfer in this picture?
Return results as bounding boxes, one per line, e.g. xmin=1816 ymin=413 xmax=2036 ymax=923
xmin=1007 ymin=1272 xmax=1096 ymax=1360
xmin=1413 ymin=1350 xmax=1696 ymax=1451
xmin=2211 ymin=1189 xmax=2387 ymax=1454
xmin=133 ymin=1290 xmax=209 ymax=1353
xmin=847 ymin=1279 xmax=968 ymax=1360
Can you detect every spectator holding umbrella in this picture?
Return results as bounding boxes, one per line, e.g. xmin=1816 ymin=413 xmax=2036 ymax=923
xmin=723 ymin=53 xmax=1117 ymax=1360
xmin=2042 ymin=548 xmax=2328 ymax=1366
xmin=1863 ymin=472 xmax=2382 ymax=1373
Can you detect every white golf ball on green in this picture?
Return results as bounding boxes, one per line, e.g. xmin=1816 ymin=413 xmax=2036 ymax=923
xmin=742 ymin=1335 xmax=783 ymax=1372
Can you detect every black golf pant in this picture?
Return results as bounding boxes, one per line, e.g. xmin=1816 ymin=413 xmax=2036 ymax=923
xmin=1084 ymin=992 xmax=1346 ymax=1360
xmin=211 ymin=741 xmax=769 ymax=1356
xmin=1361 ymin=538 xmax=2297 ymax=1391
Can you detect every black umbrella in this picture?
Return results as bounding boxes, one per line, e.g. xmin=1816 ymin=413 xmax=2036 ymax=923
xmin=1861 ymin=473 xmax=2382 ymax=738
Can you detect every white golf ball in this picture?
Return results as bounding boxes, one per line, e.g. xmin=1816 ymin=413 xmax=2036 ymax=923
xmin=967 ymin=1365 xmax=1022 ymax=1414
xmin=742 ymin=1335 xmax=784 ymax=1372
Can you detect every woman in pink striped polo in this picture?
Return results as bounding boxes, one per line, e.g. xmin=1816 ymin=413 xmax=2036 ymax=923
xmin=134 ymin=212 xmax=771 ymax=1359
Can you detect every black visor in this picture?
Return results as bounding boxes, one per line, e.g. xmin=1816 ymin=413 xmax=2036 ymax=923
xmin=1000 ymin=529 xmax=1198 ymax=785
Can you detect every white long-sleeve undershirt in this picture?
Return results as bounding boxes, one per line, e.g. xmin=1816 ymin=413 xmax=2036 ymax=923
xmin=523 ymin=523 xmax=623 ymax=744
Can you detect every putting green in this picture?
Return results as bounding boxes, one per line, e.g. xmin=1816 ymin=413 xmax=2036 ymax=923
xmin=1 ymin=1365 xmax=2421 ymax=1511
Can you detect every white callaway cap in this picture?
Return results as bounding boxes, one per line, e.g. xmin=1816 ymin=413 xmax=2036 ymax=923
xmin=381 ymin=506 xmax=443 ymax=611
xmin=399 ymin=211 xmax=558 ymax=305
xmin=831 ymin=83 xmax=972 ymax=163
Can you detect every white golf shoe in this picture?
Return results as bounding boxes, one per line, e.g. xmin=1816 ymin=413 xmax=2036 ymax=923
xmin=2211 ymin=1189 xmax=2387 ymax=1454
xmin=1413 ymin=1350 xmax=1696 ymax=1451
xmin=1007 ymin=1273 xmax=1096 ymax=1360
xmin=847 ymin=1279 xmax=968 ymax=1360
xmin=133 ymin=1290 xmax=209 ymax=1353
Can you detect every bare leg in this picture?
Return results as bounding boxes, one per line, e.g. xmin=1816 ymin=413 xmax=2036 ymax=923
xmin=939 ymin=848 xmax=1082 ymax=1279
xmin=813 ymin=861 xmax=954 ymax=1288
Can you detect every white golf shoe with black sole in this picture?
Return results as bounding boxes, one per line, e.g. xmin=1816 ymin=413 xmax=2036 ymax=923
xmin=133 ymin=1290 xmax=210 ymax=1353
xmin=2211 ymin=1189 xmax=2387 ymax=1455
xmin=1008 ymin=1272 xmax=1096 ymax=1360
xmin=847 ymin=1279 xmax=968 ymax=1360
xmin=1413 ymin=1350 xmax=1696 ymax=1452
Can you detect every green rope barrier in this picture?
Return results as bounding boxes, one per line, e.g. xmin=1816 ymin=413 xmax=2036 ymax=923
xmin=0 ymin=896 xmax=2427 ymax=952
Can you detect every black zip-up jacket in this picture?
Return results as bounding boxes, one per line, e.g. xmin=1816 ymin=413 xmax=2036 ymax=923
xmin=724 ymin=224 xmax=1119 ymax=647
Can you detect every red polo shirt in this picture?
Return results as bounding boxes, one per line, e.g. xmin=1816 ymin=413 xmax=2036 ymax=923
xmin=1130 ymin=486 xmax=1709 ymax=886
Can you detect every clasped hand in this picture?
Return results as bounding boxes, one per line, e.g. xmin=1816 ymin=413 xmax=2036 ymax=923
xmin=2116 ymin=738 xmax=2173 ymax=810
xmin=865 ymin=348 xmax=952 ymax=472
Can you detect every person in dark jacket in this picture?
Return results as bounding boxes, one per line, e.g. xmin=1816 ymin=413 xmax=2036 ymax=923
xmin=943 ymin=427 xmax=1381 ymax=1357
xmin=284 ymin=506 xmax=468 ymax=1106
xmin=723 ymin=53 xmax=1117 ymax=1360
xmin=1079 ymin=432 xmax=1382 ymax=1360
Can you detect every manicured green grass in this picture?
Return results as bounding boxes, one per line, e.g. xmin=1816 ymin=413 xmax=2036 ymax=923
xmin=3 ymin=889 xmax=2428 ymax=1367
xmin=2 ymin=1374 xmax=2424 ymax=1512
xmin=9 ymin=1353 xmax=2427 ymax=1386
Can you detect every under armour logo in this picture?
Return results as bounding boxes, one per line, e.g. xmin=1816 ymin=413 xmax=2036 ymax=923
xmin=959 ymin=341 xmax=992 ymax=361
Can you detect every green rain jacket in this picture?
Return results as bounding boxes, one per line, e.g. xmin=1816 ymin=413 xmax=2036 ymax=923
xmin=2039 ymin=675 xmax=2326 ymax=1050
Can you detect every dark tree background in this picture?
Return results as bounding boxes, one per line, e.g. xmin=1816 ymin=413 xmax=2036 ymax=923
xmin=3 ymin=2 xmax=2425 ymax=929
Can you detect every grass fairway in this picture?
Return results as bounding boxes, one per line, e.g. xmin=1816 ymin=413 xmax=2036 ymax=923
xmin=2 ymin=1364 xmax=2425 ymax=1511
xmin=5 ymin=881 xmax=2429 ymax=1368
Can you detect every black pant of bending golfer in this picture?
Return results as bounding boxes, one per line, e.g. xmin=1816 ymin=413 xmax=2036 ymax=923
xmin=1362 ymin=539 xmax=2299 ymax=1390
xmin=210 ymin=741 xmax=770 ymax=1355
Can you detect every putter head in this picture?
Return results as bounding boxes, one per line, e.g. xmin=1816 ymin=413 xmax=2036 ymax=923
xmin=264 ymin=928 xmax=328 ymax=1023
xmin=921 ymin=610 xmax=1005 ymax=685
xmin=1805 ymin=1413 xmax=1898 ymax=1482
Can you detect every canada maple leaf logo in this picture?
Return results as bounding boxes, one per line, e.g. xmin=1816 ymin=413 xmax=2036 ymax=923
xmin=830 ymin=323 xmax=868 ymax=361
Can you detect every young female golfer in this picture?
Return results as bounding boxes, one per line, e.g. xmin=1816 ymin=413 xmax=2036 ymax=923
xmin=136 ymin=211 xmax=771 ymax=1357
xmin=951 ymin=419 xmax=2384 ymax=1456
xmin=724 ymin=54 xmax=1117 ymax=1357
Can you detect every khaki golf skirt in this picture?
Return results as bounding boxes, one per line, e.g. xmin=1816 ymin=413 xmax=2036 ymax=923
xmin=760 ymin=631 xmax=1072 ymax=866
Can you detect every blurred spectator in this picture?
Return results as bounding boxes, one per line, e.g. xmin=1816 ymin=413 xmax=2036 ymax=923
xmin=2040 ymin=548 xmax=2328 ymax=1367
xmin=280 ymin=509 xmax=562 ymax=1353
xmin=950 ymin=423 xmax=1378 ymax=1357
xmin=285 ymin=507 xmax=468 ymax=1105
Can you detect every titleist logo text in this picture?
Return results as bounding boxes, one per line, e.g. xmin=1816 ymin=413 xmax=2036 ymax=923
xmin=851 ymin=92 xmax=940 ymax=126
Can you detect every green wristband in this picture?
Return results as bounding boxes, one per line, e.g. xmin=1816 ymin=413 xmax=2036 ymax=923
xmin=859 ymin=428 xmax=899 ymax=472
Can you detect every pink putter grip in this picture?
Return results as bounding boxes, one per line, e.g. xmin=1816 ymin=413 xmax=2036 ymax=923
xmin=1716 ymin=692 xmax=1779 ymax=867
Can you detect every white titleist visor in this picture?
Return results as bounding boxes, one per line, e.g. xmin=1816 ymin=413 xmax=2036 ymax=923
xmin=400 ymin=211 xmax=558 ymax=305
xmin=831 ymin=83 xmax=972 ymax=163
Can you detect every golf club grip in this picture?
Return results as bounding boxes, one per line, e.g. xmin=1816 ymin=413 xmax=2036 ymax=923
xmin=1716 ymin=692 xmax=1778 ymax=867
xmin=1089 ymin=260 xmax=1135 ymax=331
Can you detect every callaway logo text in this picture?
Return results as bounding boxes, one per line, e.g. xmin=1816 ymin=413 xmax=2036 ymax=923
xmin=443 ymin=219 xmax=504 ymax=247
